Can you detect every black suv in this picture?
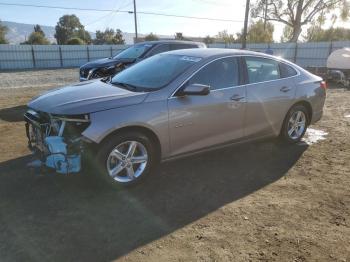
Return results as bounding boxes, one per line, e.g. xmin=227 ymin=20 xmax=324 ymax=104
xmin=79 ymin=40 xmax=206 ymax=81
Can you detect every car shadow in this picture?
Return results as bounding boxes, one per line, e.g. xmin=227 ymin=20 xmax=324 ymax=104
xmin=0 ymin=141 xmax=307 ymax=262
xmin=0 ymin=105 xmax=27 ymax=122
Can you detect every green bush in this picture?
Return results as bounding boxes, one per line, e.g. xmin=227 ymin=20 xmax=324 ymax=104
xmin=66 ymin=37 xmax=85 ymax=45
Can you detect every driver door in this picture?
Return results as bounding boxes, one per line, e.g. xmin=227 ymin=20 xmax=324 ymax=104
xmin=167 ymin=57 xmax=246 ymax=156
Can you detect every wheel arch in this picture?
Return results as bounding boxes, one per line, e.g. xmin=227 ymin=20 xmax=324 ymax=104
xmin=291 ymin=100 xmax=313 ymax=125
xmin=99 ymin=125 xmax=162 ymax=160
xmin=279 ymin=100 xmax=313 ymax=136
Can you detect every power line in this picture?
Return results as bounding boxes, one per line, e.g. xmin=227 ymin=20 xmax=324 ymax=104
xmin=0 ymin=2 xmax=243 ymax=22
xmin=84 ymin=0 xmax=132 ymax=27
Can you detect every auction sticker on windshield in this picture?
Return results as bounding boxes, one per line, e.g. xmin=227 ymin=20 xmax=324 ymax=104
xmin=180 ymin=56 xmax=202 ymax=62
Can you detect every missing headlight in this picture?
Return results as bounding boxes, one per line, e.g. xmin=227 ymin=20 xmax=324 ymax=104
xmin=51 ymin=114 xmax=90 ymax=139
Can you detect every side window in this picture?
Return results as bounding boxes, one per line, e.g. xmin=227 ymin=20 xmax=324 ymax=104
xmin=187 ymin=57 xmax=239 ymax=90
xmin=279 ymin=63 xmax=297 ymax=78
xmin=245 ymin=57 xmax=280 ymax=84
xmin=147 ymin=44 xmax=170 ymax=56
xmin=170 ymin=44 xmax=198 ymax=50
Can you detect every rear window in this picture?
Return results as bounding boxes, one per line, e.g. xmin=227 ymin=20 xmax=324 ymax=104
xmin=245 ymin=57 xmax=280 ymax=84
xmin=279 ymin=63 xmax=298 ymax=78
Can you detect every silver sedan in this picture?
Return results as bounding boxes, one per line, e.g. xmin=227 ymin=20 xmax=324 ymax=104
xmin=25 ymin=48 xmax=326 ymax=187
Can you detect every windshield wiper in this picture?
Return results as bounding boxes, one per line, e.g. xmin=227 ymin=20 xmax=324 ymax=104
xmin=110 ymin=81 xmax=140 ymax=92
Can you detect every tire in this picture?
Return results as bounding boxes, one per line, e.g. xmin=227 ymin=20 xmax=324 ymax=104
xmin=93 ymin=131 xmax=158 ymax=188
xmin=280 ymin=105 xmax=309 ymax=144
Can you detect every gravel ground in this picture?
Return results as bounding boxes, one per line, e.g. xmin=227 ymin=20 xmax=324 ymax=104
xmin=0 ymin=68 xmax=78 ymax=89
xmin=0 ymin=69 xmax=349 ymax=262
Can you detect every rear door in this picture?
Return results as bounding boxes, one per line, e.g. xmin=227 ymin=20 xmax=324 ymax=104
xmin=168 ymin=57 xmax=246 ymax=156
xmin=243 ymin=56 xmax=297 ymax=138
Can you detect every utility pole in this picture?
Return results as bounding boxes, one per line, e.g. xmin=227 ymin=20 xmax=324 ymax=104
xmin=264 ymin=0 xmax=268 ymax=30
xmin=133 ymin=0 xmax=138 ymax=43
xmin=242 ymin=0 xmax=250 ymax=49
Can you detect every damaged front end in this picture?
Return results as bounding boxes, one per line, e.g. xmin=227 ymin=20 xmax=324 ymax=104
xmin=24 ymin=109 xmax=91 ymax=174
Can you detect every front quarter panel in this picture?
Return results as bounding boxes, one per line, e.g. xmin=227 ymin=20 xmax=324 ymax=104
xmin=82 ymin=100 xmax=170 ymax=157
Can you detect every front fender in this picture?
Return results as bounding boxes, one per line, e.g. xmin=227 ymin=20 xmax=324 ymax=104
xmin=82 ymin=100 xmax=170 ymax=158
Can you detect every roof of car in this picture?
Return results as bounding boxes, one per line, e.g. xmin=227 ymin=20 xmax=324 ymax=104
xmin=165 ymin=48 xmax=273 ymax=58
xmin=135 ymin=40 xmax=205 ymax=46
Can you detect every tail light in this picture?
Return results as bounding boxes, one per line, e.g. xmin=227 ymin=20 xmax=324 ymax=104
xmin=320 ymin=80 xmax=327 ymax=90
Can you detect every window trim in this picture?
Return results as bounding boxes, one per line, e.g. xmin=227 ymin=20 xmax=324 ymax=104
xmin=169 ymin=54 xmax=301 ymax=98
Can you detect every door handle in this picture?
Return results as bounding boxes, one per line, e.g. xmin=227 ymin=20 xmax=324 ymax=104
xmin=280 ymin=86 xmax=291 ymax=92
xmin=230 ymin=94 xmax=245 ymax=101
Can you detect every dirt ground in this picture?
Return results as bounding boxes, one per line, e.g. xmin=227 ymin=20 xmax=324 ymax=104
xmin=0 ymin=69 xmax=349 ymax=262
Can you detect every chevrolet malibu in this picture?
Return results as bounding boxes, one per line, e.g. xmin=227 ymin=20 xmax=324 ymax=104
xmin=24 ymin=49 xmax=326 ymax=187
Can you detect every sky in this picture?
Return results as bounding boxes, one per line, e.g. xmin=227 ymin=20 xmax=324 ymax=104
xmin=0 ymin=0 xmax=348 ymax=41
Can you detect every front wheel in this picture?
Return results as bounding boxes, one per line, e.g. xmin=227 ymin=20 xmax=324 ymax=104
xmin=95 ymin=132 xmax=158 ymax=188
xmin=280 ymin=105 xmax=309 ymax=144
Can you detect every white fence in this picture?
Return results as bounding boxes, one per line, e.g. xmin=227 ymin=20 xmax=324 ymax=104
xmin=0 ymin=41 xmax=349 ymax=70
xmin=0 ymin=45 xmax=129 ymax=70
xmin=208 ymin=41 xmax=350 ymax=67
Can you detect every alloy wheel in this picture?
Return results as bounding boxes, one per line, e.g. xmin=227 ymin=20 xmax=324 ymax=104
xmin=106 ymin=140 xmax=148 ymax=183
xmin=287 ymin=111 xmax=306 ymax=140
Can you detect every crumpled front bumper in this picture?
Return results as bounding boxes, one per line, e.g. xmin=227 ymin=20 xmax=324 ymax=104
xmin=24 ymin=110 xmax=83 ymax=174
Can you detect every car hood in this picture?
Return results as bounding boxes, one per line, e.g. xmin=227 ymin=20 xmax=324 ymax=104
xmin=81 ymin=57 xmax=136 ymax=69
xmin=28 ymin=80 xmax=148 ymax=115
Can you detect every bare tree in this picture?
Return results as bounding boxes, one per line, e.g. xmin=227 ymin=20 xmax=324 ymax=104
xmin=251 ymin=0 xmax=349 ymax=42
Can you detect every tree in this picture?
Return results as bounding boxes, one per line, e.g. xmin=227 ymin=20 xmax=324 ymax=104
xmin=22 ymin=25 xmax=50 ymax=45
xmin=34 ymin=24 xmax=45 ymax=35
xmin=203 ymin=35 xmax=214 ymax=44
xmin=251 ymin=0 xmax=350 ymax=42
xmin=93 ymin=28 xmax=125 ymax=44
xmin=217 ymin=30 xmax=236 ymax=44
xmin=144 ymin=32 xmax=159 ymax=41
xmin=23 ymin=32 xmax=50 ymax=45
xmin=0 ymin=20 xmax=8 ymax=44
xmin=305 ymin=25 xmax=350 ymax=41
xmin=175 ymin=32 xmax=184 ymax=40
xmin=66 ymin=37 xmax=85 ymax=45
xmin=114 ymin=29 xmax=125 ymax=44
xmin=280 ymin=25 xmax=294 ymax=42
xmin=246 ymin=19 xmax=274 ymax=43
xmin=54 ymin=14 xmax=91 ymax=44
xmin=94 ymin=29 xmax=109 ymax=44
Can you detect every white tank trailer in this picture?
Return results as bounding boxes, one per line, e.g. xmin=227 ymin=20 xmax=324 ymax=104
xmin=327 ymin=48 xmax=350 ymax=88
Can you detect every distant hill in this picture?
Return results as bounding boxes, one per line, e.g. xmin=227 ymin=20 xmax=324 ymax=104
xmin=3 ymin=21 xmax=57 ymax=44
xmin=1 ymin=21 xmax=173 ymax=45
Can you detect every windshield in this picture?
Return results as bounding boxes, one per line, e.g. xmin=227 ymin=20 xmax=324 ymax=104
xmin=111 ymin=54 xmax=202 ymax=91
xmin=113 ymin=43 xmax=153 ymax=59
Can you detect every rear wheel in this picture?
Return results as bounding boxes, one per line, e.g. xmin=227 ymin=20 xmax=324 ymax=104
xmin=280 ymin=105 xmax=308 ymax=144
xmin=95 ymin=132 xmax=158 ymax=188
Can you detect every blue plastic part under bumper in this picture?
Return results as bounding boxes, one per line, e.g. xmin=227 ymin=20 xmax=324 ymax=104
xmin=44 ymin=136 xmax=81 ymax=174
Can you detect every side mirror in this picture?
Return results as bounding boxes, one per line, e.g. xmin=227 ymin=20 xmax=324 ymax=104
xmin=178 ymin=83 xmax=210 ymax=96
